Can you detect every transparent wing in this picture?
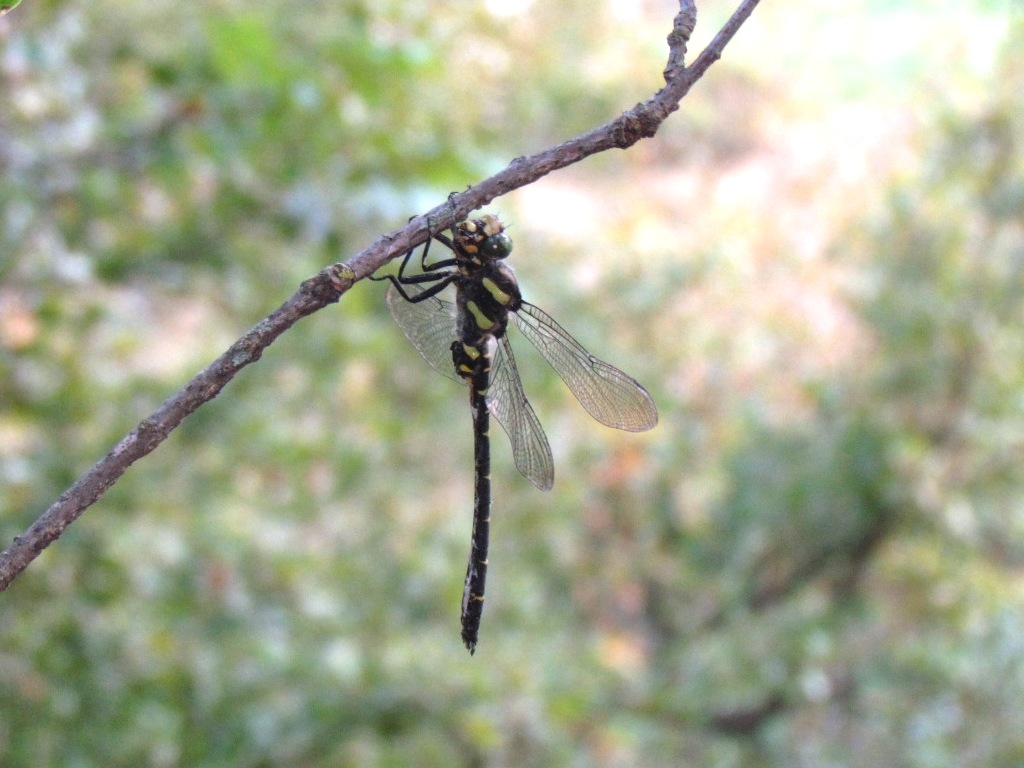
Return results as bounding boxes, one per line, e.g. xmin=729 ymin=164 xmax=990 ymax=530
xmin=512 ymin=301 xmax=659 ymax=432
xmin=384 ymin=283 xmax=460 ymax=383
xmin=385 ymin=283 xmax=554 ymax=490
xmin=488 ymin=337 xmax=554 ymax=491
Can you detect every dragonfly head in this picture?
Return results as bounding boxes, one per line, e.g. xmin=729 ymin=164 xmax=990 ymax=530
xmin=456 ymin=214 xmax=513 ymax=262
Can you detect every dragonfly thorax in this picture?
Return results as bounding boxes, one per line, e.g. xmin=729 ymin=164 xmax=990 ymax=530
xmin=452 ymin=218 xmax=522 ymax=348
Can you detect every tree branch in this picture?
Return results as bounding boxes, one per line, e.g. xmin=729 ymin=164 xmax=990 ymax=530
xmin=0 ymin=0 xmax=763 ymax=591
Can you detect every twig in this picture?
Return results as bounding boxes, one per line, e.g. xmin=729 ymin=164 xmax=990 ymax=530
xmin=0 ymin=0 xmax=763 ymax=591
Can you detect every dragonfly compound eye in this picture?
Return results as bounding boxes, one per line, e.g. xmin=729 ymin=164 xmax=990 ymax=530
xmin=480 ymin=231 xmax=513 ymax=260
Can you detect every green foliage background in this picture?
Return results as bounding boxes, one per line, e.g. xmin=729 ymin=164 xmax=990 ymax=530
xmin=2 ymin=1 xmax=1024 ymax=765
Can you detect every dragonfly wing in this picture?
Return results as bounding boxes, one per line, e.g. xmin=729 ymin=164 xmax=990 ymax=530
xmin=385 ymin=283 xmax=461 ymax=384
xmin=487 ymin=336 xmax=554 ymax=491
xmin=512 ymin=301 xmax=658 ymax=432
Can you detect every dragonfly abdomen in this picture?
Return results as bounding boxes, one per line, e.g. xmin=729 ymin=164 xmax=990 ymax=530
xmin=453 ymin=334 xmax=498 ymax=654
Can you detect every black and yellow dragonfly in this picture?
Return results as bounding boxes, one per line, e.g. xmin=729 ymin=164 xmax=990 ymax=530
xmin=372 ymin=214 xmax=658 ymax=653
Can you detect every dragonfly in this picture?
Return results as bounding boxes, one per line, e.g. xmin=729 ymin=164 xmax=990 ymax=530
xmin=371 ymin=214 xmax=658 ymax=653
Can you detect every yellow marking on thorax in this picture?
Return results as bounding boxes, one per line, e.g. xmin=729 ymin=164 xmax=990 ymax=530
xmin=481 ymin=277 xmax=511 ymax=306
xmin=466 ymin=301 xmax=495 ymax=331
